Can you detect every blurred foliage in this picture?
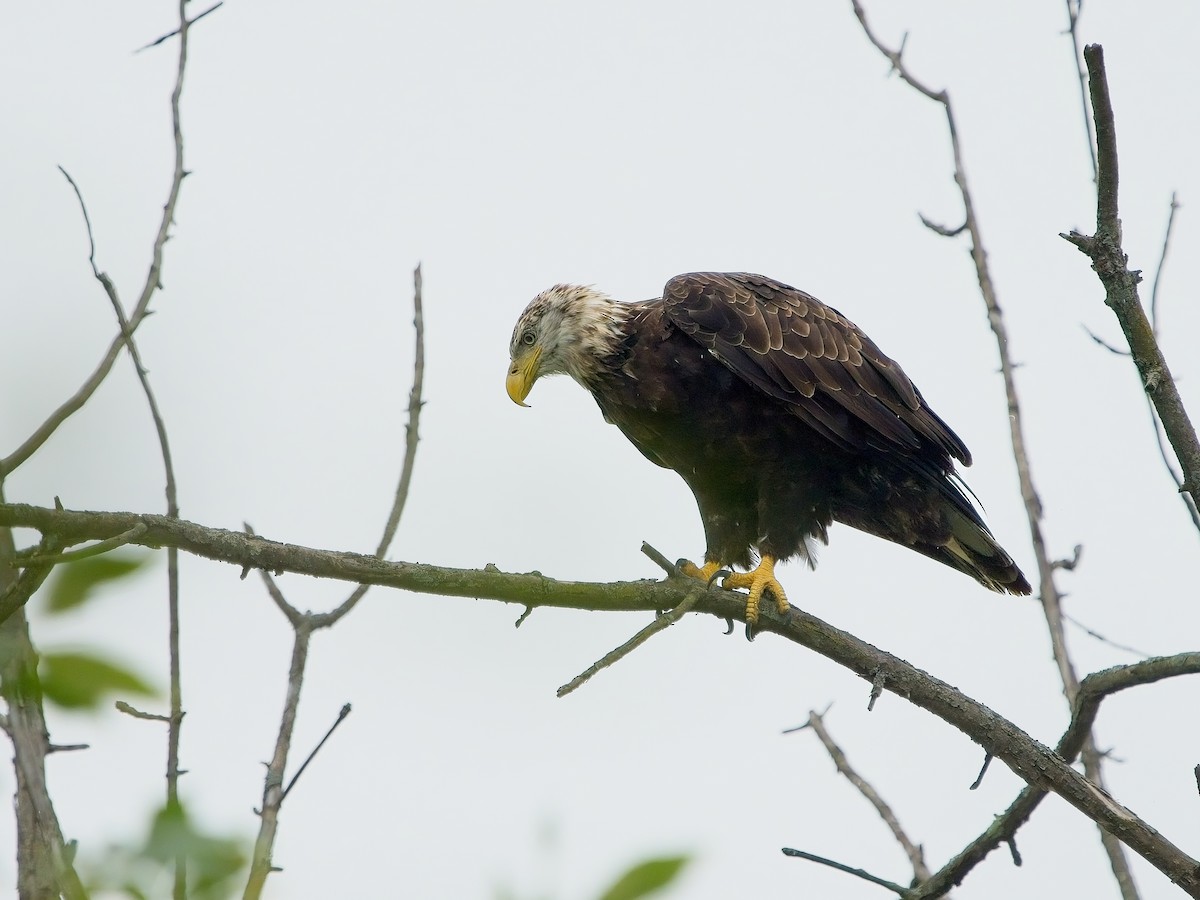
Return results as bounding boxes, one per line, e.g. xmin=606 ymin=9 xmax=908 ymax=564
xmin=44 ymin=552 xmax=151 ymax=614
xmin=39 ymin=649 xmax=156 ymax=710
xmin=596 ymin=856 xmax=690 ymax=900
xmin=26 ymin=551 xmax=160 ymax=711
xmin=498 ymin=853 xmax=691 ymax=900
xmin=83 ymin=801 xmax=246 ymax=898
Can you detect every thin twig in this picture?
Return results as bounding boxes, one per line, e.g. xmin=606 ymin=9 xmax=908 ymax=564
xmin=1064 ymin=0 xmax=1098 ymax=182
xmin=969 ymin=753 xmax=992 ymax=791
xmin=15 ymin=524 xmax=147 ymax=566
xmin=1144 ymin=194 xmax=1200 ymax=530
xmin=311 ymin=264 xmax=425 ymax=628
xmin=1061 ymin=609 xmax=1150 ymax=659
xmin=115 ymin=700 xmax=171 ymax=723
xmin=557 ymin=590 xmax=702 ymax=697
xmin=1082 ymin=324 xmax=1130 ymax=356
xmin=246 ymin=529 xmax=303 ymax=627
xmin=782 ymin=848 xmax=915 ymax=897
xmin=135 ymin=1 xmax=224 ymax=53
xmin=1149 ymin=192 xmax=1179 ymax=335
xmin=280 ymin=704 xmax=352 ymax=801
xmin=801 ymin=710 xmax=935 ymax=885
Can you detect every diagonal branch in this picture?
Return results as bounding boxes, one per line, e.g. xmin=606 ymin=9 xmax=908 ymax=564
xmin=4 ymin=500 xmax=1200 ymax=892
xmin=782 ymin=847 xmax=915 ymax=897
xmin=310 ymin=264 xmax=425 ymax=629
xmin=793 ymin=710 xmax=937 ymax=887
xmin=0 ymin=0 xmax=193 ymax=480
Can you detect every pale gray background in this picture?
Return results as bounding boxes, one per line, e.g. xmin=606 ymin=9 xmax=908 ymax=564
xmin=2 ymin=1 xmax=1198 ymax=897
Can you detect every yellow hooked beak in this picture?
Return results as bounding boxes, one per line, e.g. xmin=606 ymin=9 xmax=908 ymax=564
xmin=506 ymin=346 xmax=542 ymax=407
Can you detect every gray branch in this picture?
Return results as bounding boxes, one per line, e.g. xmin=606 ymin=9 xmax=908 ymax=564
xmin=4 ymin=500 xmax=1200 ymax=894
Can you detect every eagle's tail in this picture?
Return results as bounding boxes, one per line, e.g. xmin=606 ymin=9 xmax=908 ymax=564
xmin=938 ymin=505 xmax=1032 ymax=595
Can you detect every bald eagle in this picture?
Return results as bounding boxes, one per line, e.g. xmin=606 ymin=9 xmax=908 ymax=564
xmin=507 ymin=272 xmax=1030 ymax=624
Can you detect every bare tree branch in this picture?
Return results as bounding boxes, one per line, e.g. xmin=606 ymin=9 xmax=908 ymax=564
xmin=280 ymin=703 xmax=352 ymax=801
xmin=795 ymin=710 xmax=937 ymax=887
xmin=782 ymin=847 xmax=916 ymax=897
xmin=134 ymin=1 xmax=223 ymax=53
xmin=244 ymin=622 xmax=311 ymax=900
xmin=1064 ymin=0 xmax=1097 ymax=181
xmin=309 ymin=264 xmax=426 ymax=629
xmin=848 ymin=10 xmax=1144 ymax=896
xmin=4 ymin=500 xmax=1200 ymax=893
xmin=0 ymin=495 xmax=86 ymax=897
xmin=243 ymin=268 xmax=426 ymax=897
xmin=1062 ymin=45 xmax=1200 ymax=511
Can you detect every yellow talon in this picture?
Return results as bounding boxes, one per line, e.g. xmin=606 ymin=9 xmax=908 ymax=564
xmin=721 ymin=556 xmax=788 ymax=625
xmin=679 ymin=559 xmax=723 ymax=583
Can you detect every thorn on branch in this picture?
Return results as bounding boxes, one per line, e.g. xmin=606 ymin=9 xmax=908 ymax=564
xmin=1051 ymin=545 xmax=1084 ymax=572
xmin=514 ymin=606 xmax=533 ymax=628
xmin=919 ymin=213 xmax=967 ymax=237
xmin=1006 ymin=836 xmax=1023 ymax=867
xmin=115 ymin=700 xmax=170 ymax=723
xmin=868 ymin=670 xmax=886 ymax=711
xmin=969 ymin=752 xmax=993 ymax=790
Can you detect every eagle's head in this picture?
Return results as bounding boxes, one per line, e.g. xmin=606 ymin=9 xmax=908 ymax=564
xmin=506 ymin=284 xmax=627 ymax=406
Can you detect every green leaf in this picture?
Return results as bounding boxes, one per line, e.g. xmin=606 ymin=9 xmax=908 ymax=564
xmin=40 ymin=651 xmax=156 ymax=710
xmin=596 ymin=855 xmax=690 ymax=900
xmin=144 ymin=802 xmax=245 ymax=899
xmin=45 ymin=553 xmax=150 ymax=614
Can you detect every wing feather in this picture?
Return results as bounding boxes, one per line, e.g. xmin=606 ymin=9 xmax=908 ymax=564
xmin=663 ymin=272 xmax=971 ymax=464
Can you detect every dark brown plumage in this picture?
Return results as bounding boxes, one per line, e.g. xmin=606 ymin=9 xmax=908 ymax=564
xmin=507 ymin=272 xmax=1031 ymax=618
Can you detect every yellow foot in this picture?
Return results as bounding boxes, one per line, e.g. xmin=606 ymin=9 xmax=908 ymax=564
xmin=678 ymin=559 xmax=723 ymax=583
xmin=721 ymin=556 xmax=788 ymax=626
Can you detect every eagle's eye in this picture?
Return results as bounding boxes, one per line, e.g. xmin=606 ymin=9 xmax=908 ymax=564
xmin=521 ymin=330 xmax=536 ymax=346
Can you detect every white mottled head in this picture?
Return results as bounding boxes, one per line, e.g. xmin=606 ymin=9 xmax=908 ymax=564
xmin=506 ymin=284 xmax=629 ymax=405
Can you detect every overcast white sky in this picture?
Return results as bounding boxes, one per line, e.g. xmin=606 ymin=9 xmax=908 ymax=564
xmin=2 ymin=1 xmax=1199 ymax=897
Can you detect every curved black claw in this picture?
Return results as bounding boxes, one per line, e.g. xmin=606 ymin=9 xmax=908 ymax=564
xmin=744 ymin=622 xmax=757 ymax=642
xmin=707 ymin=568 xmax=733 ymax=589
xmin=674 ymin=558 xmax=690 ymax=571
xmin=722 ymin=617 xmax=734 ymax=635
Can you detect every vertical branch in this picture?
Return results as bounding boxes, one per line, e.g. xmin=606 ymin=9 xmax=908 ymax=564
xmin=0 ymin=488 xmax=87 ymax=898
xmin=1063 ymin=49 xmax=1200 ymax=515
xmin=162 ymin=11 xmax=190 ymax=897
xmin=243 ymin=267 xmax=426 ymax=896
xmin=243 ymin=623 xmax=312 ymax=900
xmin=849 ymin=8 xmax=1141 ymax=897
xmin=1064 ymin=0 xmax=1097 ymax=182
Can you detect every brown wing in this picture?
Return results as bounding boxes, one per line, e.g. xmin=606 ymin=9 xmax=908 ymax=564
xmin=662 ymin=272 xmax=971 ymax=464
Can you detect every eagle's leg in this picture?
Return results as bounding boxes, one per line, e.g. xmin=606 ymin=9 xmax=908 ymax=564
xmin=678 ymin=559 xmax=724 ymax=583
xmin=721 ymin=556 xmax=788 ymax=625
